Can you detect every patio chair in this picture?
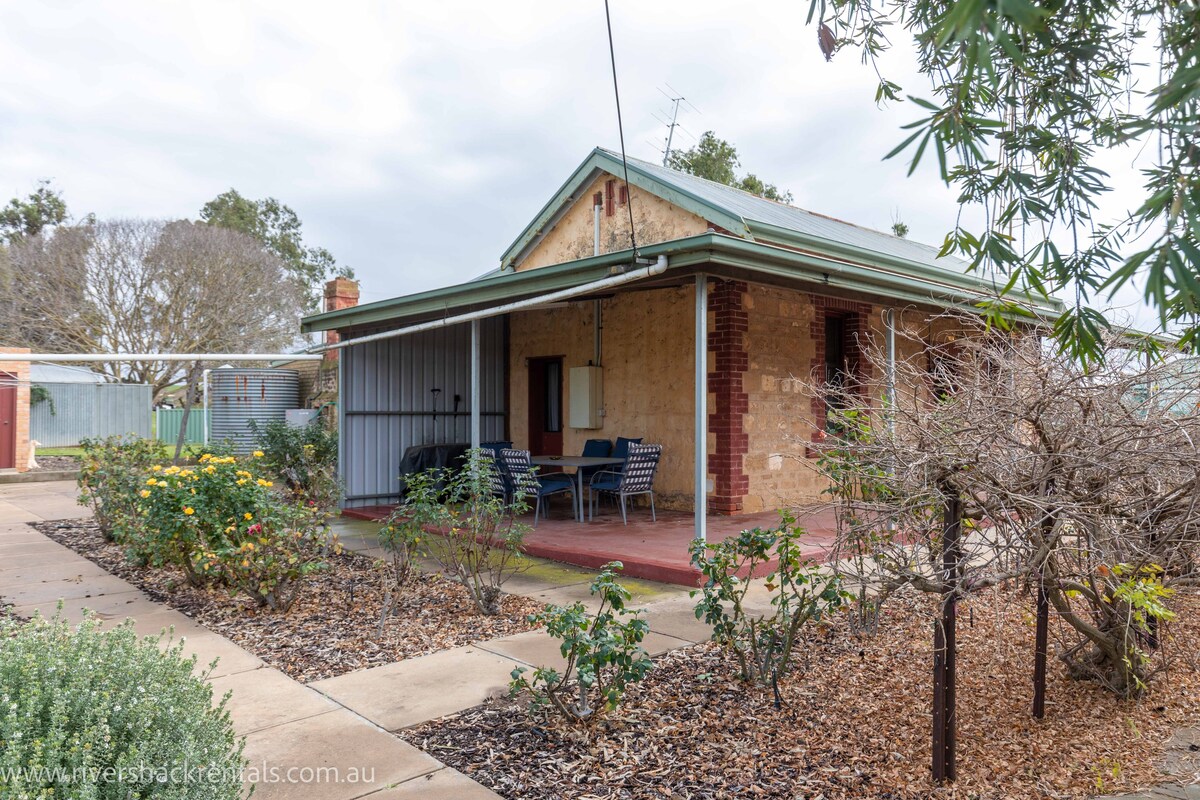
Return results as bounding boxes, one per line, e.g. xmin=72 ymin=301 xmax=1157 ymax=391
xmin=579 ymin=438 xmax=612 ymax=485
xmin=588 ymin=442 xmax=662 ymax=525
xmin=498 ymin=448 xmax=576 ymax=527
xmin=477 ymin=451 xmax=509 ymax=503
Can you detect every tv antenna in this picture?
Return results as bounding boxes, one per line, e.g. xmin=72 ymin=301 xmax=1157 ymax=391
xmin=656 ymin=85 xmax=699 ymax=167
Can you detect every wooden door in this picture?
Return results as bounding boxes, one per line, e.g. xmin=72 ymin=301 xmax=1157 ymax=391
xmin=527 ymin=357 xmax=563 ymax=457
xmin=0 ymin=373 xmax=15 ymax=469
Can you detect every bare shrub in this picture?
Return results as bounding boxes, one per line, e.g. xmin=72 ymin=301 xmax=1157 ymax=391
xmin=816 ymin=316 xmax=1200 ymax=697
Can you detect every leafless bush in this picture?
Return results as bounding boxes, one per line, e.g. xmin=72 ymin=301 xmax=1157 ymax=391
xmin=815 ymin=316 xmax=1200 ymax=696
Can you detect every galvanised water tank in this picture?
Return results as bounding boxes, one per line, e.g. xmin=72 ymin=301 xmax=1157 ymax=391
xmin=208 ymin=368 xmax=300 ymax=453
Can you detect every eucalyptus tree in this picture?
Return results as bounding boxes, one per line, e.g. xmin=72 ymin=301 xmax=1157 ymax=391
xmin=810 ymin=1 xmax=1200 ymax=360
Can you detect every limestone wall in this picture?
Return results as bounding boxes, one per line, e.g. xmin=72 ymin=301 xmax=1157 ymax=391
xmin=507 ymin=285 xmax=697 ymax=508
xmin=517 ymin=173 xmax=709 ymax=271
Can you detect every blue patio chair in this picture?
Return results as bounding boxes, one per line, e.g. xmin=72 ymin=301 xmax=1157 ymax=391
xmin=498 ymin=448 xmax=576 ymax=527
xmin=579 ymin=438 xmax=612 ymax=485
xmin=612 ymin=436 xmax=642 ymax=464
xmin=588 ymin=442 xmax=662 ymax=525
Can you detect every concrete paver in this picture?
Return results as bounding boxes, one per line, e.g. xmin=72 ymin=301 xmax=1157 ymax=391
xmin=241 ymin=709 xmax=443 ymax=800
xmin=209 ymin=668 xmax=341 ymax=735
xmin=477 ymin=626 xmax=690 ymax=672
xmin=311 ymin=646 xmax=517 ymax=731
xmin=1 ymin=572 xmax=139 ymax=606
xmin=360 ymin=767 xmax=502 ymax=799
xmin=0 ymin=559 xmax=111 ymax=588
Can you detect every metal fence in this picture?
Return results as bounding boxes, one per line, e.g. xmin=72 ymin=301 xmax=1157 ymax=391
xmin=155 ymin=408 xmax=208 ymax=445
xmin=30 ymin=382 xmax=153 ymax=447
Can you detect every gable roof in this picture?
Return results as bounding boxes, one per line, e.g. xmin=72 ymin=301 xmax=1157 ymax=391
xmin=502 ymin=147 xmax=983 ymax=285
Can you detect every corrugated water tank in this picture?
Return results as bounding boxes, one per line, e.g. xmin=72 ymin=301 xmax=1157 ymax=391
xmin=208 ymin=368 xmax=300 ymax=453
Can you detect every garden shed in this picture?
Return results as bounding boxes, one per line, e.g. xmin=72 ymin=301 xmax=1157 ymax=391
xmin=301 ymin=147 xmax=1063 ymax=577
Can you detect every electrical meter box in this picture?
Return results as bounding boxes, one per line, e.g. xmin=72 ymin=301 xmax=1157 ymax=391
xmin=568 ymin=366 xmax=603 ymax=429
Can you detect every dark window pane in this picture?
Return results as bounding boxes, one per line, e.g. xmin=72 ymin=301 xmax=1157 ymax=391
xmin=544 ymin=361 xmax=562 ymax=432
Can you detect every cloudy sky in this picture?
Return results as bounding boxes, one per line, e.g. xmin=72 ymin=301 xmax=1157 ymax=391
xmin=0 ymin=1 xmax=1156 ymax=326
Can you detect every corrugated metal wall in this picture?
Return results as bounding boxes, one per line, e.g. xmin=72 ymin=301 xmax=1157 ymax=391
xmin=155 ymin=408 xmax=208 ymax=445
xmin=31 ymin=383 xmax=153 ymax=446
xmin=341 ymin=318 xmax=507 ymax=507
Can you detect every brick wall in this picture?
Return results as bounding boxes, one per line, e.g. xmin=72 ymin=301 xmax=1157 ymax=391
xmin=707 ymin=280 xmax=750 ymax=514
xmin=0 ymin=348 xmax=31 ymax=472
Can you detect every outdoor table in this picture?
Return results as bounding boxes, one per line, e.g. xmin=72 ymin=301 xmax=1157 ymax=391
xmin=531 ymin=455 xmax=624 ymax=523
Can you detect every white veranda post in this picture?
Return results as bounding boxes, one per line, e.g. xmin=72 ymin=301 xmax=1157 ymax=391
xmin=694 ymin=273 xmax=708 ymax=543
xmin=470 ymin=319 xmax=481 ymax=450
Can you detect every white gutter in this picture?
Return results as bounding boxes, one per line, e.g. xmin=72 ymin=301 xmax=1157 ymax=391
xmin=313 ymin=255 xmax=670 ymax=353
xmin=14 ymin=354 xmax=323 ymax=362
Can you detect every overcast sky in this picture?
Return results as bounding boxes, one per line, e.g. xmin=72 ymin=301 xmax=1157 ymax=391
xmin=0 ymin=0 xmax=1157 ymax=327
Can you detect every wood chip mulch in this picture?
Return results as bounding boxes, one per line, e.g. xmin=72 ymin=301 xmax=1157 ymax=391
xmin=30 ymin=456 xmax=80 ymax=472
xmin=32 ymin=518 xmax=542 ymax=683
xmin=403 ymin=587 xmax=1200 ymax=799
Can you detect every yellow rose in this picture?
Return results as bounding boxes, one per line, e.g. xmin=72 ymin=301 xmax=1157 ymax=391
xmin=146 ymin=478 xmax=157 ymax=486
xmin=252 ymin=450 xmax=264 ymax=458
xmin=183 ymin=507 xmax=195 ymax=516
xmin=244 ymin=512 xmax=253 ymax=521
xmin=139 ymin=489 xmax=150 ymax=498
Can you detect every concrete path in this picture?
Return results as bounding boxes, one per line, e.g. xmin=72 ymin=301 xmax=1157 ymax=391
xmin=0 ymin=482 xmax=498 ymax=799
xmin=0 ymin=482 xmax=713 ymax=799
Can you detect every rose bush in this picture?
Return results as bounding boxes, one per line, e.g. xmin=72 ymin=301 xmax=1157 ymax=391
xmin=135 ymin=452 xmax=338 ymax=610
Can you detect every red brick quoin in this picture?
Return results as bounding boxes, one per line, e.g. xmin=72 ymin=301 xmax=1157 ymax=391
xmin=707 ymin=279 xmax=750 ymax=514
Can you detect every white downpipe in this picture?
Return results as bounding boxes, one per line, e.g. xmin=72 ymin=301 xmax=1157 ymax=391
xmin=694 ymin=273 xmax=708 ymax=543
xmin=14 ymin=353 xmax=322 ymax=362
xmin=315 ymin=256 xmax=670 ymax=353
xmin=470 ymin=319 xmax=481 ymax=449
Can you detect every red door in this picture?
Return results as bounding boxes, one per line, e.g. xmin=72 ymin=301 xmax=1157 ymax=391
xmin=527 ymin=357 xmax=563 ymax=457
xmin=0 ymin=373 xmax=16 ymax=469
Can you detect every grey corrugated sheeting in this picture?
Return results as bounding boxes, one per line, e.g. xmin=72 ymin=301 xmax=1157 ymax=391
xmin=209 ymin=369 xmax=300 ymax=453
xmin=341 ymin=317 xmax=506 ymax=507
xmin=598 ymin=148 xmax=976 ymax=276
xmin=30 ymin=383 xmax=152 ymax=446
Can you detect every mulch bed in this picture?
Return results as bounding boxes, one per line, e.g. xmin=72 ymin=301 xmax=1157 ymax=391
xmin=403 ymin=587 xmax=1200 ymax=799
xmin=29 ymin=456 xmax=79 ymax=473
xmin=33 ymin=518 xmax=542 ymax=683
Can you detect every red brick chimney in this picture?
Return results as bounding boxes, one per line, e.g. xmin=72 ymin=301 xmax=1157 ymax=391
xmin=323 ymin=277 xmax=360 ymax=360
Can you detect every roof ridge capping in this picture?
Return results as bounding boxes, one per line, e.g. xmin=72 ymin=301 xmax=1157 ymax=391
xmin=501 ymin=146 xmax=1018 ymax=291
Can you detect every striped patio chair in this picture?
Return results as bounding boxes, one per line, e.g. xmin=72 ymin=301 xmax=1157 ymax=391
xmin=588 ymin=442 xmax=662 ymax=525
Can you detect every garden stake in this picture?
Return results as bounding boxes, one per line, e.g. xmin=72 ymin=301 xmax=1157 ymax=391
xmin=1033 ymin=575 xmax=1049 ymax=719
xmin=932 ymin=486 xmax=960 ymax=783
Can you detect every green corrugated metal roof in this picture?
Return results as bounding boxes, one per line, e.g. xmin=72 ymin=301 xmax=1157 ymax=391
xmin=301 ymin=233 xmax=1063 ymax=333
xmin=302 ymin=146 xmax=1065 ymax=334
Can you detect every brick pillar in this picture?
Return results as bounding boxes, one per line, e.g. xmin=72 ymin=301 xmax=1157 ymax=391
xmin=0 ymin=348 xmax=32 ymax=472
xmin=707 ymin=280 xmax=750 ymax=514
xmin=322 ymin=277 xmax=360 ymax=362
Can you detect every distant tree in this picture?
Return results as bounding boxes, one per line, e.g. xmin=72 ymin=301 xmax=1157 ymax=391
xmin=0 ymin=219 xmax=305 ymax=401
xmin=199 ymin=190 xmax=352 ymax=310
xmin=0 ymin=181 xmax=68 ymax=244
xmin=668 ymin=132 xmax=794 ymax=203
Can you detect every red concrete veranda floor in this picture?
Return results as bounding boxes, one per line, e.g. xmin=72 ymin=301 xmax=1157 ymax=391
xmin=343 ymin=500 xmax=839 ymax=586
